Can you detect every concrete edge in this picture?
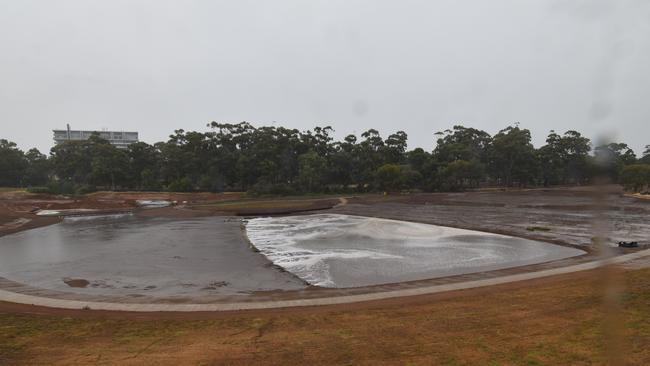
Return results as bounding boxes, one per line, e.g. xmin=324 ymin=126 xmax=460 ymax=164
xmin=1 ymin=249 xmax=649 ymax=312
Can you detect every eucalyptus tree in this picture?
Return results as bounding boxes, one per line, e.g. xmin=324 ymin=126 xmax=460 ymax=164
xmin=538 ymin=130 xmax=591 ymax=185
xmin=383 ymin=131 xmax=408 ymax=164
xmin=489 ymin=125 xmax=539 ymax=187
xmin=0 ymin=139 xmax=27 ymax=187
xmin=594 ymin=142 xmax=636 ymax=182
xmin=640 ymin=145 xmax=650 ymax=164
xmin=433 ymin=125 xmax=492 ymax=164
xmin=620 ymin=164 xmax=650 ymax=192
xmin=23 ymin=148 xmax=50 ymax=186
xmin=126 ymin=142 xmax=161 ymax=190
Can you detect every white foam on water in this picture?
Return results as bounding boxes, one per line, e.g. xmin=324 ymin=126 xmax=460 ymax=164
xmin=63 ymin=213 xmax=133 ymax=222
xmin=35 ymin=210 xmax=61 ymax=216
xmin=247 ymin=215 xmax=406 ymax=286
xmin=36 ymin=209 xmax=98 ymax=216
xmin=246 ymin=214 xmax=586 ymax=288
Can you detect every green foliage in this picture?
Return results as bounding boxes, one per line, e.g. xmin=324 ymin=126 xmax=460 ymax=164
xmin=127 ymin=142 xmax=160 ymax=189
xmin=167 ymin=177 xmax=193 ymax=192
xmin=434 ymin=126 xmax=491 ymax=164
xmin=620 ymin=164 xmax=650 ymax=192
xmin=0 ymin=139 xmax=27 ymax=187
xmin=374 ymin=163 xmax=423 ymax=193
xmin=594 ymin=142 xmax=637 ymax=182
xmin=0 ymin=122 xmax=645 ymax=195
xmin=248 ymin=181 xmax=296 ymax=196
xmin=26 ymin=186 xmax=51 ymax=194
xmin=75 ymin=184 xmax=97 ymax=195
xmin=140 ymin=169 xmax=161 ymax=191
xmin=89 ymin=141 xmax=128 ymax=189
xmin=489 ymin=125 xmax=538 ymax=187
xmin=198 ymin=173 xmax=224 ymax=193
xmin=298 ymin=150 xmax=327 ymax=192
xmin=375 ymin=164 xmax=403 ymax=192
xmin=46 ymin=180 xmax=75 ymax=195
xmin=23 ymin=148 xmax=51 ymax=186
xmin=639 ymin=145 xmax=650 ymax=165
xmin=439 ymin=160 xmax=485 ymax=191
xmin=538 ymin=130 xmax=592 ymax=185
xmin=50 ymin=140 xmax=93 ymax=185
xmin=526 ymin=226 xmax=551 ymax=232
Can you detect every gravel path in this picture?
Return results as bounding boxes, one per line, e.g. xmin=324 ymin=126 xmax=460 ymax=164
xmin=1 ymin=249 xmax=648 ymax=312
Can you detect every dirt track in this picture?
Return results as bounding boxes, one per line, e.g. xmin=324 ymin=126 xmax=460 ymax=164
xmin=2 ymin=266 xmax=649 ymax=365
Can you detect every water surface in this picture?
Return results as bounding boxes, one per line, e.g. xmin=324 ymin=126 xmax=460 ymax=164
xmin=246 ymin=214 xmax=585 ymax=287
xmin=0 ymin=215 xmax=305 ymax=298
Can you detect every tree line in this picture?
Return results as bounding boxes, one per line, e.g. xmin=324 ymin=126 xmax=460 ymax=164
xmin=1 ymin=122 xmax=650 ymax=195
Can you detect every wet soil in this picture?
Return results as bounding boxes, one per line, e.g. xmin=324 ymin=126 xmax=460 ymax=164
xmin=63 ymin=278 xmax=90 ymax=288
xmin=335 ymin=186 xmax=650 ymax=250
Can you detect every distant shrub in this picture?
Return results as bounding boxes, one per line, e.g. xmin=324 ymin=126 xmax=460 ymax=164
xmin=248 ymin=181 xmax=296 ymax=196
xmin=46 ymin=180 xmax=75 ymax=195
xmin=26 ymin=186 xmax=50 ymax=194
xmin=620 ymin=164 xmax=650 ymax=192
xmin=375 ymin=164 xmax=403 ymax=192
xmin=75 ymin=184 xmax=97 ymax=195
xmin=140 ymin=169 xmax=162 ymax=191
xmin=198 ymin=174 xmax=224 ymax=193
xmin=167 ymin=177 xmax=193 ymax=192
xmin=526 ymin=226 xmax=551 ymax=232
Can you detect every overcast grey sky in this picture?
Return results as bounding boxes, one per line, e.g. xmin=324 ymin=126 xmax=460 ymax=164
xmin=1 ymin=0 xmax=648 ymax=154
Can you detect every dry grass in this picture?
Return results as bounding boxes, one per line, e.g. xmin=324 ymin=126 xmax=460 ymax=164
xmin=1 ymin=268 xmax=649 ymax=365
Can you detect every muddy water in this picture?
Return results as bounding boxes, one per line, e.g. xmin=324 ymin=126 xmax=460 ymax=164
xmin=246 ymin=214 xmax=586 ymax=288
xmin=0 ymin=215 xmax=306 ymax=297
xmin=0 ymin=213 xmax=587 ymax=298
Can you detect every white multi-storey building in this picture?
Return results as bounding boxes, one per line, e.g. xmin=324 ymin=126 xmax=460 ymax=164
xmin=53 ymin=124 xmax=139 ymax=149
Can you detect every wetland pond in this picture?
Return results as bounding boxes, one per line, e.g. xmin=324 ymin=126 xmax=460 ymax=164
xmin=0 ymin=214 xmax=585 ymax=299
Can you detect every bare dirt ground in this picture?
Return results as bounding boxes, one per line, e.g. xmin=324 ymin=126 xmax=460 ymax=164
xmin=336 ymin=186 xmax=650 ymax=251
xmin=0 ymin=190 xmax=341 ymax=235
xmin=1 ymin=187 xmax=649 ymax=364
xmin=0 ymin=190 xmax=243 ymax=236
xmin=1 ymin=267 xmax=648 ymax=365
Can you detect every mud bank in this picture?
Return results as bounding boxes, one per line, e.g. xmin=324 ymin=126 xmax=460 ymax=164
xmin=334 ymin=188 xmax=650 ymax=250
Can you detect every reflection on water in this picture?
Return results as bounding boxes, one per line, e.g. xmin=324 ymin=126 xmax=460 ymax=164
xmin=246 ymin=214 xmax=586 ymax=288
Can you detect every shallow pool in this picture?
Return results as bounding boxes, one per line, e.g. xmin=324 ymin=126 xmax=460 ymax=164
xmin=0 ymin=215 xmax=305 ymax=298
xmin=0 ymin=213 xmax=585 ymax=297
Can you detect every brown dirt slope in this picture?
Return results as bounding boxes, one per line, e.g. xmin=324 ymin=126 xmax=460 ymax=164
xmin=0 ymin=267 xmax=648 ymax=365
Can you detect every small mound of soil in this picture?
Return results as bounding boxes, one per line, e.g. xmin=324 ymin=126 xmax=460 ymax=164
xmin=63 ymin=278 xmax=90 ymax=288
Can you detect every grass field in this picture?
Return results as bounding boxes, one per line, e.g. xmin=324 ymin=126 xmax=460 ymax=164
xmin=1 ymin=268 xmax=649 ymax=365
